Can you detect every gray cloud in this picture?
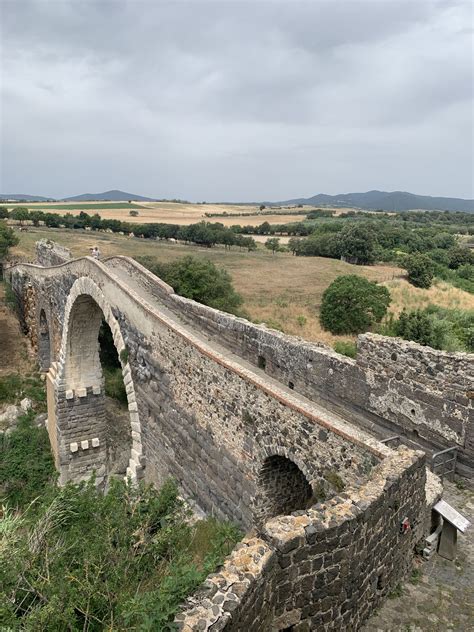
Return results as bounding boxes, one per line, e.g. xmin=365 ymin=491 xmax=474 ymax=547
xmin=1 ymin=0 xmax=472 ymax=200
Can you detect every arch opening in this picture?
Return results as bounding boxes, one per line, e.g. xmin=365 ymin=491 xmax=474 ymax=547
xmin=254 ymin=455 xmax=313 ymax=525
xmin=38 ymin=309 xmax=51 ymax=371
xmin=56 ymin=290 xmax=139 ymax=486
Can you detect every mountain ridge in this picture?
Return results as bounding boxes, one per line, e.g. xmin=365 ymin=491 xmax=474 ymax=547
xmin=1 ymin=189 xmax=473 ymax=212
xmin=273 ymin=190 xmax=474 ymax=212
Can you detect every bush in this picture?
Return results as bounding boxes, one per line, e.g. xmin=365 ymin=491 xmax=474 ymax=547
xmin=320 ymin=275 xmax=390 ymax=334
xmin=405 ymin=253 xmax=435 ymax=288
xmin=138 ymin=256 xmax=244 ymax=316
xmin=1 ymin=475 xmax=241 ymax=629
xmin=0 ymin=220 xmax=19 ymax=260
xmin=394 ymin=309 xmax=441 ymax=348
xmin=391 ymin=306 xmax=474 ymax=352
xmin=0 ymin=411 xmax=56 ymax=507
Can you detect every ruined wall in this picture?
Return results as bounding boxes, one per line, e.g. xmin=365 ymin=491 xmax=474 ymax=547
xmin=166 ymin=291 xmax=473 ymax=476
xmin=9 ymin=257 xmax=384 ymax=527
xmin=35 ymin=239 xmax=72 ymax=267
xmin=177 ymin=448 xmax=427 ymax=631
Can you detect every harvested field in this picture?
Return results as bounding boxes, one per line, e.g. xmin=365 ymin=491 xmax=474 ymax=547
xmin=11 ymin=227 xmax=473 ymax=349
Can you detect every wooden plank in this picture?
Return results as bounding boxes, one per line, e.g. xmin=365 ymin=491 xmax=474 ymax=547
xmin=434 ymin=499 xmax=471 ymax=533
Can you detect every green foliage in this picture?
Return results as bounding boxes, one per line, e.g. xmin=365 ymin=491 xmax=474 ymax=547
xmin=405 ymin=253 xmax=435 ymax=288
xmin=338 ymin=222 xmax=379 ymax=264
xmin=0 ymin=220 xmax=19 ymax=260
xmin=9 ymin=206 xmax=29 ymax=224
xmin=447 ymin=246 xmax=474 ymax=269
xmin=333 ymin=340 xmax=357 ymax=358
xmin=103 ymin=367 xmax=128 ymax=405
xmin=120 ymin=348 xmax=129 ymax=364
xmin=0 ymin=373 xmax=46 ymax=407
xmin=129 ymin=209 xmax=139 ymax=217
xmin=296 ymin=315 xmax=307 ymax=327
xmin=0 ymin=411 xmax=56 ymax=507
xmin=390 ymin=306 xmax=474 ymax=352
xmin=0 ymin=474 xmax=241 ymax=630
xmin=265 ymin=237 xmax=281 ymax=254
xmin=138 ymin=256 xmax=244 ymax=316
xmin=394 ymin=309 xmax=441 ymax=348
xmin=320 ymin=275 xmax=391 ymax=334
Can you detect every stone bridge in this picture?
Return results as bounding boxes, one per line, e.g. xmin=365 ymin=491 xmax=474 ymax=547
xmin=6 ymin=239 xmax=472 ymax=630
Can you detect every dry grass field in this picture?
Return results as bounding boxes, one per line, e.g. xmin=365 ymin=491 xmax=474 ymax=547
xmin=10 ymin=227 xmax=473 ymax=348
xmin=3 ymin=200 xmax=369 ymax=227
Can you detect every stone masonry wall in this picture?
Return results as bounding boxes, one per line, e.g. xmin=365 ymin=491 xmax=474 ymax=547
xmin=104 ymin=256 xmax=473 ymax=476
xmin=35 ymin=239 xmax=72 ymax=267
xmin=177 ymin=447 xmax=427 ymax=631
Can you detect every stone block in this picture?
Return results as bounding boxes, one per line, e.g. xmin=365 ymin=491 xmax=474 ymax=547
xmin=92 ymin=385 xmax=101 ymax=395
xmin=66 ymin=390 xmax=74 ymax=400
xmin=76 ymin=388 xmax=87 ymax=398
xmin=81 ymin=440 xmax=89 ymax=450
xmin=70 ymin=442 xmax=78 ymax=453
xmin=91 ymin=437 xmax=100 ymax=448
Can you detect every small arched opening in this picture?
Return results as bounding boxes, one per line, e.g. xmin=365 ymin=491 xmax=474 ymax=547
xmin=38 ymin=309 xmax=51 ymax=371
xmin=254 ymin=454 xmax=313 ymax=525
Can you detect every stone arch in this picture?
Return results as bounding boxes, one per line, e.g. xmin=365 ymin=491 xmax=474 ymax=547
xmin=253 ymin=448 xmax=313 ymax=525
xmin=38 ymin=308 xmax=51 ymax=371
xmin=52 ymin=277 xmax=144 ymax=486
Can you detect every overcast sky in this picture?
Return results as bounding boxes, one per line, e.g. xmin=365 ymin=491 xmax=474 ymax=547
xmin=1 ymin=0 xmax=473 ymax=201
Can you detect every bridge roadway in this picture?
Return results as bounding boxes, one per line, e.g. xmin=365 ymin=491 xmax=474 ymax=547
xmin=101 ymin=254 xmax=390 ymax=459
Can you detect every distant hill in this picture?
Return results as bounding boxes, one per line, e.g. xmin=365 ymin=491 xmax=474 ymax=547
xmin=0 ymin=194 xmax=54 ymax=202
xmin=63 ymin=190 xmax=155 ymax=202
xmin=275 ymin=190 xmax=474 ymax=213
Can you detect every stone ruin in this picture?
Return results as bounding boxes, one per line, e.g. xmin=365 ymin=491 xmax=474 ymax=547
xmin=5 ymin=240 xmax=471 ymax=630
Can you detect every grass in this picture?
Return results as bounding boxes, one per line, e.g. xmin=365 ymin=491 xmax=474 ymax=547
xmin=10 ymin=227 xmax=474 ymax=348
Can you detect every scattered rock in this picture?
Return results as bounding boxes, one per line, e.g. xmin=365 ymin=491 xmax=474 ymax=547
xmin=20 ymin=397 xmax=33 ymax=412
xmin=0 ymin=404 xmax=21 ymax=428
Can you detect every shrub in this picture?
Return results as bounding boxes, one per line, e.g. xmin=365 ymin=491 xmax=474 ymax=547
xmin=0 ymin=410 xmax=56 ymax=507
xmin=394 ymin=309 xmax=440 ymax=348
xmin=320 ymin=275 xmax=390 ymax=334
xmin=405 ymin=253 xmax=434 ymax=289
xmin=138 ymin=256 xmax=244 ymax=316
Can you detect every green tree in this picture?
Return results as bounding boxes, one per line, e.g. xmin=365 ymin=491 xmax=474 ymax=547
xmin=447 ymin=246 xmax=474 ymax=269
xmin=405 ymin=253 xmax=434 ymax=289
xmin=9 ymin=206 xmax=29 ymax=225
xmin=0 ymin=220 xmax=19 ymax=261
xmin=320 ymin=275 xmax=390 ymax=334
xmin=129 ymin=210 xmax=139 ymax=217
xmin=394 ymin=309 xmax=439 ymax=348
xmin=139 ymin=256 xmax=244 ymax=315
xmin=0 ymin=207 xmax=9 ymax=219
xmin=337 ymin=222 xmax=379 ymax=265
xmin=265 ymin=237 xmax=281 ymax=254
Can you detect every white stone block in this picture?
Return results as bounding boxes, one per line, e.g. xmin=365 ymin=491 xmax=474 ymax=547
xmin=128 ymin=402 xmax=138 ymax=412
xmin=66 ymin=390 xmax=74 ymax=400
xmin=76 ymin=387 xmax=87 ymax=398
xmin=92 ymin=385 xmax=101 ymax=395
xmin=91 ymin=437 xmax=100 ymax=448
xmin=70 ymin=442 xmax=78 ymax=453
xmin=81 ymin=440 xmax=89 ymax=450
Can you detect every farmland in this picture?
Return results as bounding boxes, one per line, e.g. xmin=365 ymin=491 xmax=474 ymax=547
xmin=10 ymin=226 xmax=474 ymax=348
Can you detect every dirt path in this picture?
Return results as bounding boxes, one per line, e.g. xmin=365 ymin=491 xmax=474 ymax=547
xmin=0 ymin=282 xmax=32 ymax=376
xmin=363 ymin=480 xmax=474 ymax=632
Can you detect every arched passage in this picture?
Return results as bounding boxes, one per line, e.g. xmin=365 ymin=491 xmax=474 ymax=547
xmin=38 ymin=308 xmax=51 ymax=371
xmin=52 ymin=277 xmax=144 ymax=486
xmin=253 ymin=454 xmax=313 ymax=525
